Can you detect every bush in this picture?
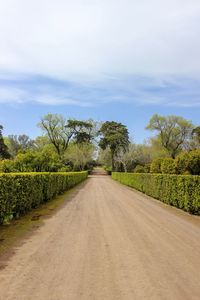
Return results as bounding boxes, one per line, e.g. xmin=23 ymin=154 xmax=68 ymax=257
xmin=0 ymin=171 xmax=88 ymax=224
xmin=150 ymin=158 xmax=164 ymax=173
xmin=175 ymin=150 xmax=200 ymax=175
xmin=112 ymin=172 xmax=200 ymax=214
xmin=175 ymin=152 xmax=191 ymax=174
xmin=0 ymin=149 xmax=64 ymax=173
xmin=133 ymin=165 xmax=146 ymax=173
xmin=144 ymin=164 xmax=151 ymax=173
xmin=0 ymin=159 xmax=17 ymax=173
xmin=161 ymin=158 xmax=176 ymax=174
xmin=105 ymin=166 xmax=112 ymax=175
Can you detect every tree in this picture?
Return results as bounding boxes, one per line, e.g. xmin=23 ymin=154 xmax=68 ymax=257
xmin=34 ymin=135 xmax=52 ymax=150
xmin=6 ymin=134 xmax=34 ymax=157
xmin=38 ymin=114 xmax=73 ymax=158
xmin=115 ymin=143 xmax=153 ymax=172
xmin=192 ymin=126 xmax=200 ymax=147
xmin=99 ymin=121 xmax=129 ymax=170
xmin=97 ymin=148 xmax=112 ymax=168
xmin=38 ymin=114 xmax=97 ymax=158
xmin=115 ymin=144 xmax=136 ymax=172
xmin=146 ymin=114 xmax=193 ymax=158
xmin=66 ymin=119 xmax=96 ymax=144
xmin=0 ymin=125 xmax=10 ymax=159
xmin=64 ymin=143 xmax=95 ymax=171
xmin=147 ymin=136 xmax=170 ymax=159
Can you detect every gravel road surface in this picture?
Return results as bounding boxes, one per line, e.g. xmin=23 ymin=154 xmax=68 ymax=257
xmin=1 ymin=175 xmax=200 ymax=300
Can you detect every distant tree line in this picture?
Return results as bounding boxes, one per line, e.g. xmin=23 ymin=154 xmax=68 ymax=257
xmin=98 ymin=114 xmax=200 ymax=175
xmin=0 ymin=113 xmax=200 ymax=174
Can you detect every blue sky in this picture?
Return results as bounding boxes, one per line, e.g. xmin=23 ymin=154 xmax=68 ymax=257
xmin=0 ymin=0 xmax=200 ymax=143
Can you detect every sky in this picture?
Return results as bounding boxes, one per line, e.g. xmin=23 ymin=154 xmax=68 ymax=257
xmin=0 ymin=0 xmax=200 ymax=143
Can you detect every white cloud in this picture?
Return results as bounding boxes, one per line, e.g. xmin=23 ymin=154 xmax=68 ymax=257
xmin=0 ymin=0 xmax=200 ymax=80
xmin=0 ymin=87 xmax=27 ymax=103
xmin=0 ymin=73 xmax=199 ymax=107
xmin=0 ymin=0 xmax=200 ymax=107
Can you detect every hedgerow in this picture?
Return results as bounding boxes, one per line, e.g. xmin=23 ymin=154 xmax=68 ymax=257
xmin=0 ymin=171 xmax=88 ymax=224
xmin=112 ymin=172 xmax=200 ymax=214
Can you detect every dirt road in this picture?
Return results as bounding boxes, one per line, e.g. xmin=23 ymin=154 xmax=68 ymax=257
xmin=1 ymin=175 xmax=200 ymax=300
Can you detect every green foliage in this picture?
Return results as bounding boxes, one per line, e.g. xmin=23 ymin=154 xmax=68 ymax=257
xmin=105 ymin=166 xmax=112 ymax=175
xmin=99 ymin=121 xmax=129 ymax=170
xmin=0 ymin=159 xmax=16 ymax=172
xmin=6 ymin=134 xmax=35 ymax=157
xmin=0 ymin=149 xmax=63 ymax=173
xmin=161 ymin=158 xmax=177 ymax=174
xmin=150 ymin=158 xmax=164 ymax=173
xmin=144 ymin=164 xmax=151 ymax=173
xmin=146 ymin=114 xmax=193 ymax=158
xmin=175 ymin=149 xmax=200 ymax=175
xmin=0 ymin=171 xmax=88 ymax=224
xmin=98 ymin=148 xmax=112 ymax=169
xmin=112 ymin=172 xmax=200 ymax=214
xmin=64 ymin=143 xmax=95 ymax=171
xmin=0 ymin=125 xmax=10 ymax=159
xmin=133 ymin=165 xmax=146 ymax=173
xmin=38 ymin=114 xmax=73 ymax=157
xmin=38 ymin=114 xmax=97 ymax=158
xmin=192 ymin=126 xmax=200 ymax=145
xmin=67 ymin=119 xmax=96 ymax=144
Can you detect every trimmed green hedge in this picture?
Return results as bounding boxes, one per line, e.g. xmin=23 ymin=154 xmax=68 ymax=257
xmin=112 ymin=172 xmax=200 ymax=214
xmin=0 ymin=171 xmax=88 ymax=224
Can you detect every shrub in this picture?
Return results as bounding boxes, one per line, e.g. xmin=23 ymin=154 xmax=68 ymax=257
xmin=0 ymin=159 xmax=17 ymax=173
xmin=175 ymin=151 xmax=191 ymax=174
xmin=161 ymin=158 xmax=176 ymax=174
xmin=144 ymin=164 xmax=151 ymax=173
xmin=58 ymin=166 xmax=72 ymax=172
xmin=175 ymin=149 xmax=200 ymax=175
xmin=0 ymin=171 xmax=88 ymax=224
xmin=188 ymin=150 xmax=200 ymax=175
xmin=112 ymin=172 xmax=200 ymax=214
xmin=134 ymin=165 xmax=146 ymax=173
xmin=150 ymin=158 xmax=164 ymax=173
xmin=105 ymin=166 xmax=112 ymax=175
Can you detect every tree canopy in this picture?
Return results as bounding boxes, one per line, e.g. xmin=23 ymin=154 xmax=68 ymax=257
xmin=0 ymin=125 xmax=10 ymax=159
xmin=38 ymin=114 xmax=72 ymax=158
xmin=99 ymin=121 xmax=129 ymax=170
xmin=192 ymin=126 xmax=200 ymax=145
xmin=6 ymin=134 xmax=34 ymax=157
xmin=146 ymin=114 xmax=193 ymax=158
xmin=38 ymin=114 xmax=97 ymax=158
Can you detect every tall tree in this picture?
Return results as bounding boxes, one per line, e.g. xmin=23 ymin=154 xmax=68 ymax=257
xmin=6 ymin=134 xmax=34 ymax=157
xmin=146 ymin=114 xmax=193 ymax=158
xmin=192 ymin=126 xmax=200 ymax=146
xmin=66 ymin=119 xmax=95 ymax=144
xmin=0 ymin=125 xmax=10 ymax=159
xmin=99 ymin=121 xmax=129 ymax=170
xmin=38 ymin=114 xmax=98 ymax=158
xmin=64 ymin=143 xmax=94 ymax=171
xmin=38 ymin=114 xmax=73 ymax=158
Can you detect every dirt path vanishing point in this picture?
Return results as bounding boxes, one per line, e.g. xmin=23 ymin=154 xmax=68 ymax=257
xmin=1 ymin=175 xmax=200 ymax=300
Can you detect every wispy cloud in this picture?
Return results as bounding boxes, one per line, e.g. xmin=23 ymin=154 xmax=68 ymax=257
xmin=0 ymin=73 xmax=200 ymax=107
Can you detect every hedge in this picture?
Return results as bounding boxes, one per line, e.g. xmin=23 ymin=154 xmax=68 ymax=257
xmin=112 ymin=172 xmax=200 ymax=214
xmin=0 ymin=171 xmax=88 ymax=224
